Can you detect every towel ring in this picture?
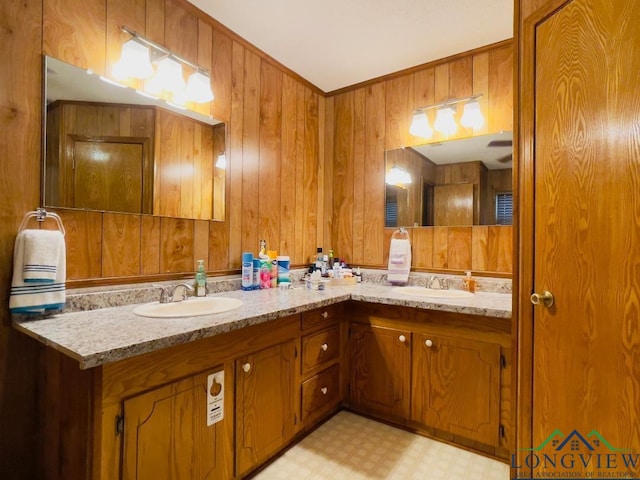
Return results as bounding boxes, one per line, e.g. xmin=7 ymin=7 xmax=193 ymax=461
xmin=19 ymin=208 xmax=66 ymax=236
xmin=391 ymin=227 xmax=409 ymax=240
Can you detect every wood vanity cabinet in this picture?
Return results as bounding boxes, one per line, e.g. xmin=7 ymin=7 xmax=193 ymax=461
xmin=349 ymin=323 xmax=412 ymax=422
xmin=411 ymin=332 xmax=500 ymax=447
xmin=347 ymin=303 xmax=511 ymax=457
xmin=235 ymin=340 xmax=297 ymax=478
xmin=121 ymin=366 xmax=232 ymax=480
xmin=299 ymin=306 xmax=344 ymax=428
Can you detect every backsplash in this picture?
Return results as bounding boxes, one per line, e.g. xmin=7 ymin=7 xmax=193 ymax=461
xmin=59 ymin=269 xmax=510 ymax=314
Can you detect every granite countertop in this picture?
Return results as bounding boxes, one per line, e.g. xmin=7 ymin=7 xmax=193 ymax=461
xmin=12 ymin=282 xmax=512 ymax=370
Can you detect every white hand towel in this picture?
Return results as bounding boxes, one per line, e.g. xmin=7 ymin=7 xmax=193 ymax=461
xmin=10 ymin=230 xmax=66 ymax=314
xmin=387 ymin=238 xmax=412 ymax=285
xmin=22 ymin=229 xmax=64 ymax=283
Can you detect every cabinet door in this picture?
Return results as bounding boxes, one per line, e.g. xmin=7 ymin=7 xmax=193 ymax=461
xmin=235 ymin=340 xmax=297 ymax=477
xmin=350 ymin=324 xmax=411 ymax=421
xmin=412 ymin=333 xmax=500 ymax=446
xmin=122 ymin=367 xmax=232 ymax=480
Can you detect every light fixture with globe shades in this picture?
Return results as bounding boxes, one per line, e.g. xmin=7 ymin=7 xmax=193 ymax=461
xmin=113 ymin=26 xmax=214 ymax=106
xmin=409 ymin=94 xmax=484 ymax=139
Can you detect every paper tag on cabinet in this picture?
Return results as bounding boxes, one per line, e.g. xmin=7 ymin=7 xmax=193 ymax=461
xmin=207 ymin=371 xmax=224 ymax=426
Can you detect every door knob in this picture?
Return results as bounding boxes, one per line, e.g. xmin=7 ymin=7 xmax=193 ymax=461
xmin=399 ymin=335 xmax=406 ymax=343
xmin=320 ymin=387 xmax=328 ymax=395
xmin=321 ymin=311 xmax=329 ymax=318
xmin=531 ymin=290 xmax=554 ymax=308
xmin=320 ymin=343 xmax=328 ymax=352
xmin=242 ymin=362 xmax=251 ymax=373
xmin=425 ymin=339 xmax=433 ymax=348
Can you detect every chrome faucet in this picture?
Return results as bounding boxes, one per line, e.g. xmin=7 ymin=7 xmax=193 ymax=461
xmin=159 ymin=283 xmax=195 ymax=303
xmin=427 ymin=276 xmax=449 ymax=290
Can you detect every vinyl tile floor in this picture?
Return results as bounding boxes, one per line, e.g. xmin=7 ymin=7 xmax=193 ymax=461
xmin=252 ymin=411 xmax=510 ymax=480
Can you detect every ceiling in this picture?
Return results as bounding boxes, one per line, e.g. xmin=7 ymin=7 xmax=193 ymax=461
xmin=410 ymin=131 xmax=512 ymax=170
xmin=187 ymin=0 xmax=513 ymax=92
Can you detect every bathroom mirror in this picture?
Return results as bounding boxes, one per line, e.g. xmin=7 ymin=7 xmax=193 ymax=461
xmin=43 ymin=56 xmax=226 ymax=221
xmin=385 ymin=132 xmax=512 ymax=227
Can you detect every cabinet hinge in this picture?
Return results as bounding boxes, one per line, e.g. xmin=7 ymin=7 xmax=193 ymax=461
xmin=115 ymin=415 xmax=124 ymax=436
xmin=499 ymin=424 xmax=505 ymax=438
xmin=295 ymin=345 xmax=298 ymax=358
xmin=500 ymin=354 xmax=507 ymax=369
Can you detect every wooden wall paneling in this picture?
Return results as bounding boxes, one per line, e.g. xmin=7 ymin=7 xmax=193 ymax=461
xmin=351 ymin=88 xmax=366 ymax=265
xmin=471 ymin=226 xmax=489 ymax=272
xmin=102 ymin=213 xmax=141 ymax=277
xmin=193 ymin=220 xmax=210 ymax=269
xmin=211 ymin=29 xmax=233 ymax=123
xmin=164 ymin=0 xmax=198 ymax=64
xmin=180 ymin=116 xmax=195 ymax=219
xmin=145 ymin=0 xmax=165 ymax=44
xmin=411 ymin=67 xmax=435 ymax=146
xmin=294 ymin=83 xmax=307 ymax=263
xmin=333 ymin=92 xmax=355 ymax=261
xmin=432 ymin=226 xmax=448 ymax=269
xmin=106 ymin=0 xmax=145 ymax=81
xmin=412 ymin=228 xmax=434 ymax=269
xmin=198 ymin=123 xmax=214 ymax=220
xmin=449 ymin=57 xmax=473 ymax=139
xmin=241 ymin=50 xmax=260 ymax=255
xmin=472 ymin=52 xmax=490 ymax=136
xmin=159 ymin=217 xmax=194 ymax=273
xmin=228 ymin=41 xmax=244 ymax=269
xmin=43 ymin=0 xmax=106 ymax=74
xmin=487 ymin=225 xmax=512 ymax=273
xmin=447 ymin=226 xmax=472 ymax=271
xmin=384 ymin=75 xmax=413 ymax=150
xmin=140 ymin=216 xmax=161 ymax=274
xmin=208 ymin=221 xmax=229 ymax=271
xmin=488 ymin=45 xmax=514 ymax=134
xmin=258 ymin=61 xmax=283 ymax=252
xmin=316 ymin=94 xmax=326 ymax=258
xmin=363 ymin=83 xmax=386 ymax=266
xmin=433 ymin=63 xmax=450 ymax=143
xmin=303 ymin=88 xmax=320 ymax=263
xmin=53 ymin=209 xmax=103 ymax=279
xmin=156 ymin=111 xmax=181 ymax=217
xmin=382 ymin=228 xmax=394 ymax=266
xmin=323 ymin=96 xmax=335 ymax=258
xmin=195 ymin=18 xmax=213 ymax=117
xmin=280 ymin=75 xmax=298 ymax=258
xmin=0 ymin=0 xmax=43 ymax=476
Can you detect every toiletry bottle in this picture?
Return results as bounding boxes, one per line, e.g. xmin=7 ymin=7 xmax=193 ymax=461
xmin=241 ymin=252 xmax=253 ymax=291
xmin=321 ymin=254 xmax=329 ymax=276
xmin=195 ymin=259 xmax=207 ymax=297
xmin=328 ymin=249 xmax=334 ymax=268
xmin=315 ymin=247 xmax=323 ymax=270
xmin=253 ymin=258 xmax=261 ymax=290
xmin=277 ymin=255 xmax=290 ymax=284
xmin=463 ymin=271 xmax=477 ymax=293
xmin=355 ymin=266 xmax=362 ymax=283
xmin=268 ymin=250 xmax=278 ymax=287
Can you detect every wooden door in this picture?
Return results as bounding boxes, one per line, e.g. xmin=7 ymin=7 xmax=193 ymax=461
xmin=350 ymin=323 xmax=411 ymax=421
xmin=411 ymin=333 xmax=500 ymax=446
xmin=73 ymin=138 xmax=147 ymax=213
xmin=122 ymin=367 xmax=233 ymax=480
xmin=526 ymin=0 xmax=640 ymax=470
xmin=235 ymin=340 xmax=297 ymax=477
xmin=434 ymin=183 xmax=475 ymax=225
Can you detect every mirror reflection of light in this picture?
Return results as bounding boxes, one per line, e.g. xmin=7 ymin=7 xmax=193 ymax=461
xmin=216 ymin=153 xmax=226 ymax=169
xmin=90 ymin=151 xmax=111 ymax=162
xmin=386 ymin=165 xmax=412 ymax=186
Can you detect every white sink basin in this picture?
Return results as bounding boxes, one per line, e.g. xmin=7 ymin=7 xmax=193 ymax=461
xmin=393 ymin=287 xmax=474 ymax=299
xmin=133 ymin=296 xmax=243 ymax=318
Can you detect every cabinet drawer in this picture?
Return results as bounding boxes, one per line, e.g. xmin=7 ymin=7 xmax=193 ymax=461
xmin=301 ymin=325 xmax=340 ymax=374
xmin=301 ymin=304 xmax=341 ymax=331
xmin=301 ymin=364 xmax=340 ymax=420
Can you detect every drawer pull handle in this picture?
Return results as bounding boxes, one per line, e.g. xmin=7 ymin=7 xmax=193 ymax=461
xmin=320 ymin=387 xmax=328 ymax=395
xmin=321 ymin=311 xmax=329 ymax=318
xmin=399 ymin=335 xmax=406 ymax=343
xmin=242 ymin=362 xmax=251 ymax=373
xmin=425 ymin=339 xmax=433 ymax=348
xmin=321 ymin=343 xmax=328 ymax=352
